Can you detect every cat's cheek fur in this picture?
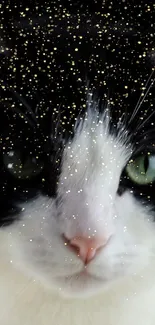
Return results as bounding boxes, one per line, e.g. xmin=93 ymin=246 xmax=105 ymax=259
xmin=2 ymin=189 xmax=155 ymax=299
xmin=0 ymin=249 xmax=155 ymax=325
xmin=0 ymin=195 xmax=155 ymax=325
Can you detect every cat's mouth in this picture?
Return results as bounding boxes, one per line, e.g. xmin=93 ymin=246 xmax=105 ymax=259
xmin=53 ymin=269 xmax=112 ymax=297
xmin=59 ymin=268 xmax=105 ymax=282
xmin=70 ymin=269 xmax=96 ymax=279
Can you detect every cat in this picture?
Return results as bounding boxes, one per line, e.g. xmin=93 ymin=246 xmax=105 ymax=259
xmin=0 ymin=0 xmax=155 ymax=324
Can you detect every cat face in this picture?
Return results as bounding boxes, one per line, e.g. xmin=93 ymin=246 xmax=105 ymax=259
xmin=2 ymin=102 xmax=155 ymax=298
xmin=1 ymin=0 xmax=155 ymax=298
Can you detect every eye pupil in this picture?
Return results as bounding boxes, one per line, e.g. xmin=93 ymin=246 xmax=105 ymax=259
xmin=144 ymin=155 xmax=149 ymax=173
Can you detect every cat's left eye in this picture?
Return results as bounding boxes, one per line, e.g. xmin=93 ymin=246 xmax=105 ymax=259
xmin=3 ymin=150 xmax=44 ymax=180
xmin=126 ymin=154 xmax=155 ymax=185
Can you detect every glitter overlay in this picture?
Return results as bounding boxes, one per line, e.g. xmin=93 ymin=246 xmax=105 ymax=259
xmin=0 ymin=1 xmax=155 ymax=220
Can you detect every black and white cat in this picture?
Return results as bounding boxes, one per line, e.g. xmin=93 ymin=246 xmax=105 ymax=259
xmin=0 ymin=1 xmax=155 ymax=324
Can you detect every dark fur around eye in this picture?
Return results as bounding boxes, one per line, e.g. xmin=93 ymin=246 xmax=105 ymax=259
xmin=0 ymin=109 xmax=65 ymax=225
xmin=0 ymin=0 xmax=155 ymax=225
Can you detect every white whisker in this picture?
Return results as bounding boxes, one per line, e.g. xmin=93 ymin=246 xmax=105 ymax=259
xmin=136 ymin=108 xmax=155 ymax=132
xmin=128 ymin=68 xmax=155 ymax=124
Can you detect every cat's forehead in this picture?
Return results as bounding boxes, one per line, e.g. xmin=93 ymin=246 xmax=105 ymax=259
xmin=59 ymin=108 xmax=132 ymax=189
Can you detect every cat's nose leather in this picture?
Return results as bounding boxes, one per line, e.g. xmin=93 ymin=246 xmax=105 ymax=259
xmin=64 ymin=235 xmax=109 ymax=264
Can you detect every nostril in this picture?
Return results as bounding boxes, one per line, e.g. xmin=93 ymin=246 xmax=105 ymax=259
xmin=63 ymin=234 xmax=80 ymax=255
xmin=63 ymin=234 xmax=111 ymax=264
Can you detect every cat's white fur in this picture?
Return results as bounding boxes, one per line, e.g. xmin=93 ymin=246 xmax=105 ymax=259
xmin=0 ymin=109 xmax=155 ymax=324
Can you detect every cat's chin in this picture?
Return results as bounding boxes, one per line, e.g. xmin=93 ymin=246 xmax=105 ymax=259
xmin=49 ymin=271 xmax=115 ymax=298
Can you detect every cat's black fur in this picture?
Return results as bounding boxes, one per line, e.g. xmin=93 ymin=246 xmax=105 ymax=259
xmin=0 ymin=0 xmax=155 ymax=225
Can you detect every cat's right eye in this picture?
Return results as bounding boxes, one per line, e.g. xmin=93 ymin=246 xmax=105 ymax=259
xmin=3 ymin=150 xmax=44 ymax=180
xmin=126 ymin=154 xmax=155 ymax=185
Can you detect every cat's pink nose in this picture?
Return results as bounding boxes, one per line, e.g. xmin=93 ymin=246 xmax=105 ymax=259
xmin=64 ymin=235 xmax=109 ymax=264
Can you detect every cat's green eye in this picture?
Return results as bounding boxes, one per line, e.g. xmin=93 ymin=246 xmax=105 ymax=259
xmin=126 ymin=154 xmax=155 ymax=185
xmin=3 ymin=150 xmax=44 ymax=179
